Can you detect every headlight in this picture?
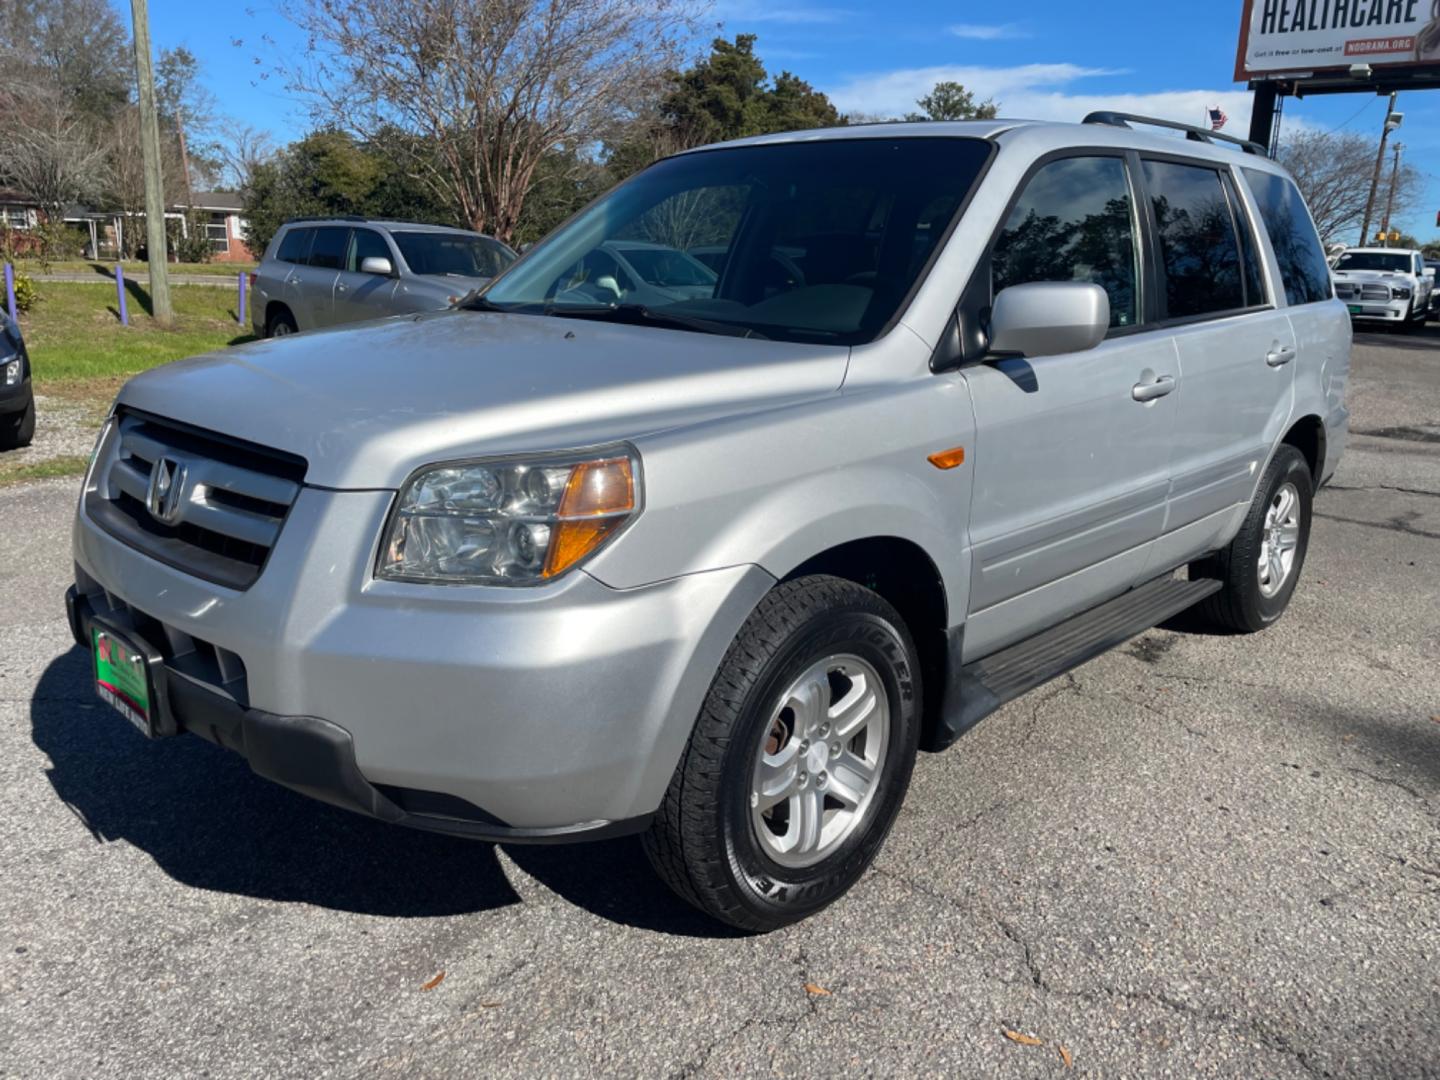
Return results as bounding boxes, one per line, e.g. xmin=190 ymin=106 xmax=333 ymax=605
xmin=378 ymin=447 xmax=640 ymax=584
xmin=1393 ymin=287 xmax=1412 ymax=300
xmin=2 ymin=358 xmax=19 ymax=387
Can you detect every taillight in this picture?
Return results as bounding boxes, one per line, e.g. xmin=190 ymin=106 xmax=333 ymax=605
xmin=247 ymin=272 xmax=258 ymax=287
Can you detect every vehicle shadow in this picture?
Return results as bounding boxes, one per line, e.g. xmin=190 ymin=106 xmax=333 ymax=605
xmin=30 ymin=647 xmax=729 ymax=935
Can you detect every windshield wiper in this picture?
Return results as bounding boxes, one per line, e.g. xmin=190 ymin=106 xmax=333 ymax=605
xmin=455 ymin=292 xmax=508 ymax=311
xmin=546 ymin=303 xmax=769 ymax=340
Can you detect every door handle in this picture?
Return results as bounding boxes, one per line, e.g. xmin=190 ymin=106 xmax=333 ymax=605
xmin=1132 ymin=374 xmax=1176 ymax=402
xmin=336 ymin=283 xmax=348 ymax=294
xmin=1266 ymin=345 xmax=1296 ymax=367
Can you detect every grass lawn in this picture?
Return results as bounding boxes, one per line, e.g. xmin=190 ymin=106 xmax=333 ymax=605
xmin=12 ymin=259 xmax=256 ymax=277
xmin=0 ymin=282 xmax=255 ymax=485
xmin=19 ymin=281 xmax=255 ymax=388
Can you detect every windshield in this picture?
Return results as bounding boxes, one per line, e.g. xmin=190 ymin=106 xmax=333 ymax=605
xmin=614 ymin=245 xmax=717 ymax=288
xmin=393 ymin=232 xmax=516 ymax=278
xmin=1335 ymin=252 xmax=1411 ymax=273
xmin=480 ymin=137 xmax=993 ymax=344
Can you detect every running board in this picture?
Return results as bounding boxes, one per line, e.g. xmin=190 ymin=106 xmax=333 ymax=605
xmin=931 ymin=574 xmax=1222 ymax=751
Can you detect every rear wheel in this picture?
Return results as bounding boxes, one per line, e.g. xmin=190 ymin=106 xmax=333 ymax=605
xmin=0 ymin=397 xmax=35 ymax=451
xmin=644 ymin=575 xmax=921 ymax=931
xmin=1191 ymin=444 xmax=1312 ymax=633
xmin=265 ymin=307 xmax=297 ymax=338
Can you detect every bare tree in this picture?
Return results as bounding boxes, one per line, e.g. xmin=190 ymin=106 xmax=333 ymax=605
xmin=215 ymin=123 xmax=277 ymax=189
xmin=1278 ymin=129 xmax=1423 ymax=245
xmin=285 ymin=0 xmax=705 ymax=243
xmin=4 ymin=85 xmax=110 ymax=218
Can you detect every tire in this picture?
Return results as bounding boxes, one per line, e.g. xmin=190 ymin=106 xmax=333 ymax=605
xmin=265 ymin=308 xmax=297 ymax=338
xmin=1191 ymin=444 xmax=1312 ymax=633
xmin=0 ymin=397 xmax=36 ymax=451
xmin=644 ymin=574 xmax=922 ymax=932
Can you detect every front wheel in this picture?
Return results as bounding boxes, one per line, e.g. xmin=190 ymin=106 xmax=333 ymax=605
xmin=644 ymin=575 xmax=921 ymax=931
xmin=1191 ymin=444 xmax=1313 ymax=633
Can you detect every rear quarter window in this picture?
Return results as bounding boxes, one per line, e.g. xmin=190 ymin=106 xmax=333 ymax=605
xmin=1241 ymin=169 xmax=1333 ymax=306
xmin=274 ymin=227 xmax=314 ymax=264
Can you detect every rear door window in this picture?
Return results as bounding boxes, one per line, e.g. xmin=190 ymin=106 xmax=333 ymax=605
xmin=1241 ymin=169 xmax=1333 ymax=306
xmin=275 ymin=227 xmax=313 ymax=264
xmin=307 ymin=227 xmax=351 ymax=271
xmin=992 ymin=155 xmax=1140 ymax=328
xmin=1142 ymin=160 xmax=1248 ymax=320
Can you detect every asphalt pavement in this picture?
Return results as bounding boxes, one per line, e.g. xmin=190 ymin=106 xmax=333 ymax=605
xmin=1 ymin=323 xmax=1437 ymax=1078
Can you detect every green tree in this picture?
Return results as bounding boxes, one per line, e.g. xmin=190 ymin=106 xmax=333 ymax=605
xmin=606 ymin=35 xmax=844 ymax=182
xmin=1422 ymin=239 xmax=1440 ymax=260
xmin=905 ymin=81 xmax=998 ymax=122
xmin=241 ymin=129 xmax=471 ymax=252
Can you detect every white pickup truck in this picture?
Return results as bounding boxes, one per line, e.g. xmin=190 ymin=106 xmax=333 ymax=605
xmin=1331 ymin=247 xmax=1434 ymax=329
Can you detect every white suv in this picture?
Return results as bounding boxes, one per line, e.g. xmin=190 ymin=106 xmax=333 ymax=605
xmin=1332 ymin=247 xmax=1433 ymax=329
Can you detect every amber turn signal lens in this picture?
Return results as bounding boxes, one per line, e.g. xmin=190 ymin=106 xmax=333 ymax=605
xmin=543 ymin=457 xmax=636 ymax=576
xmin=927 ymin=446 xmax=966 ymax=470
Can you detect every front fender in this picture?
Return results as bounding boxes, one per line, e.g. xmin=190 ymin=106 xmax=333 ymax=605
xmin=585 ymin=377 xmax=976 ymax=621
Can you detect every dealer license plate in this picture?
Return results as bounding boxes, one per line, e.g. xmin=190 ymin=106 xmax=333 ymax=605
xmin=1347 ymin=305 xmax=1362 ymax=314
xmin=93 ymin=626 xmax=155 ymax=737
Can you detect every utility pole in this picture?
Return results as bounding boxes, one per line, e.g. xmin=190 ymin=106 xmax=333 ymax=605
xmin=130 ymin=0 xmax=173 ymax=326
xmin=1359 ymin=92 xmax=1400 ymax=249
xmin=1380 ymin=142 xmax=1404 ymax=247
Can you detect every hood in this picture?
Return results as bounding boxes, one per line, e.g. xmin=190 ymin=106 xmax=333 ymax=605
xmin=1333 ymin=268 xmax=1411 ymax=282
xmin=409 ymin=273 xmax=490 ymax=295
xmin=117 ymin=309 xmax=848 ymax=489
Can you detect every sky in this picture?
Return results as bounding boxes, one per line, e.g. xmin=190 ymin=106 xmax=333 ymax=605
xmin=142 ymin=0 xmax=1440 ymax=243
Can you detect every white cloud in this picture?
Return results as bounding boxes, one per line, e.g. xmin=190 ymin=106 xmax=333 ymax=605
xmin=825 ymin=63 xmax=1116 ymax=118
xmin=825 ymin=63 xmax=1275 ymax=139
xmin=948 ymin=23 xmax=1028 ymax=40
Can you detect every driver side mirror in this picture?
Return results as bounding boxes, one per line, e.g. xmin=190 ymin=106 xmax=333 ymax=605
xmin=359 ymin=256 xmax=394 ymax=277
xmin=988 ymin=282 xmax=1110 ymax=358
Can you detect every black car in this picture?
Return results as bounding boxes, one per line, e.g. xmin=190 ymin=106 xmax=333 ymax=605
xmin=1427 ymin=261 xmax=1439 ymax=316
xmin=1 ymin=312 xmax=35 ymax=450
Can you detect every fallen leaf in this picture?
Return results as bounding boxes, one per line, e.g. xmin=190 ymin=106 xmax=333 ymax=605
xmin=1431 ymin=715 xmax=1440 ymax=724
xmin=1003 ymin=1029 xmax=1043 ymax=1047
xmin=479 ymin=1001 xmax=502 ymax=1009
xmin=803 ymin=982 xmax=831 ymax=996
xmin=421 ymin=970 xmax=446 ymax=991
xmin=1059 ymin=1045 xmax=1074 ymax=1068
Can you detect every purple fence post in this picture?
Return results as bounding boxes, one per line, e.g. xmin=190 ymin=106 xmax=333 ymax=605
xmin=238 ymin=271 xmax=247 ymax=326
xmin=115 ymin=264 xmax=129 ymax=326
xmin=4 ymin=263 xmax=15 ymax=323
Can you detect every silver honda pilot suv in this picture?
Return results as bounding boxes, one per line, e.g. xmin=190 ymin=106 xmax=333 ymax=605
xmin=69 ymin=115 xmax=1350 ymax=930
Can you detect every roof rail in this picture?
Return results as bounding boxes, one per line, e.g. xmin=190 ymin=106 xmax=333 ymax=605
xmin=281 ymin=215 xmax=370 ymax=224
xmin=1082 ymin=112 xmax=1270 ymax=157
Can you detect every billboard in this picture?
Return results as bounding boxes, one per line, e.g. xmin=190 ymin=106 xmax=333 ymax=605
xmin=1236 ymin=0 xmax=1440 ymax=80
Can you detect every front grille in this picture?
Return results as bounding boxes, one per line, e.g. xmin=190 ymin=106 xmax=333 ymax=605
xmin=1334 ymin=282 xmax=1393 ymax=302
xmin=86 ymin=409 xmax=307 ymax=590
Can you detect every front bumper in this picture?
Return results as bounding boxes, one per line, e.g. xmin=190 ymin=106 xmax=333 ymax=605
xmin=1342 ymin=297 xmax=1410 ymax=321
xmin=71 ymin=485 xmax=774 ymax=836
xmin=0 ymin=374 xmax=31 ymax=413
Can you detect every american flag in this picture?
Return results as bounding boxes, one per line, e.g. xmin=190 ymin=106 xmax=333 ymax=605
xmin=1208 ymin=106 xmax=1229 ymax=131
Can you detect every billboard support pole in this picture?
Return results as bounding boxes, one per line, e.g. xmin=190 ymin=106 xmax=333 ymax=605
xmin=1249 ymin=82 xmax=1279 ymax=151
xmin=1359 ymin=91 xmax=1399 ymax=248
xmin=1379 ymin=142 xmax=1404 ymax=247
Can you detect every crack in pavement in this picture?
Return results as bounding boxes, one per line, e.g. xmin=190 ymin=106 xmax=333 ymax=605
xmin=875 ymin=867 xmax=1327 ymax=1077
xmin=1345 ymin=766 xmax=1425 ymax=802
xmin=1323 ymin=482 xmax=1440 ymax=499
xmin=1313 ymin=510 xmax=1440 ymax=541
